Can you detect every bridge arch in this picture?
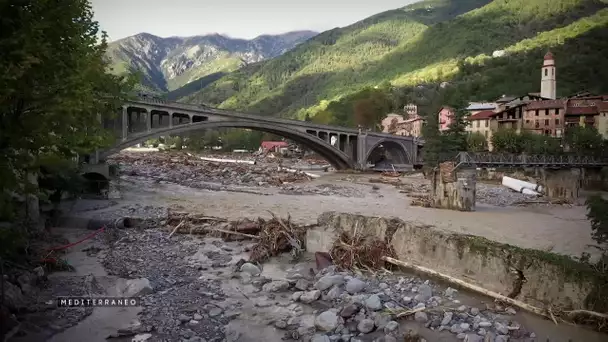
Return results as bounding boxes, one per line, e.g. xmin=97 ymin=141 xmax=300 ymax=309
xmin=99 ymin=120 xmax=354 ymax=169
xmin=365 ymin=139 xmax=412 ymax=166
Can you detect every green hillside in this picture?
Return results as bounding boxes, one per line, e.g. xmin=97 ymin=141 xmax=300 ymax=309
xmin=185 ymin=0 xmax=608 ymax=123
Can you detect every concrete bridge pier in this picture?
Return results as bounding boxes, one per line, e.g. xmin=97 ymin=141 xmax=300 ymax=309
xmin=429 ymin=162 xmax=476 ymax=211
xmin=541 ymin=168 xmax=581 ymax=201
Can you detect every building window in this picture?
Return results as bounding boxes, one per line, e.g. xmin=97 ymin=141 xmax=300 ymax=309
xmin=555 ymin=108 xmax=560 ymax=115
xmin=544 ymin=119 xmax=549 ymax=125
xmin=545 ymin=109 xmax=549 ymax=116
xmin=555 ymin=118 xmax=560 ymax=125
xmin=535 ymin=110 xmax=539 ymax=116
xmin=535 ymin=121 xmax=540 ymax=128
xmin=525 ymin=119 xmax=530 ymax=124
xmin=476 ymin=120 xmax=480 ymax=128
xmin=484 ymin=120 xmax=488 ymax=127
xmin=545 ymin=69 xmax=548 ymax=76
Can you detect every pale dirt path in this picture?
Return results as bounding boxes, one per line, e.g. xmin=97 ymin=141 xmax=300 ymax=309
xmin=110 ymin=173 xmax=598 ymax=259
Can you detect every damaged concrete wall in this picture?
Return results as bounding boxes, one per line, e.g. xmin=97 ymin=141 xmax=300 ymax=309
xmin=308 ymin=212 xmax=603 ymax=311
xmin=541 ymin=168 xmax=581 ymax=200
xmin=429 ymin=162 xmax=476 ymax=211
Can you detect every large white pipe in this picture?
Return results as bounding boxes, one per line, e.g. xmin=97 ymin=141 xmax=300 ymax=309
xmin=502 ymin=176 xmax=544 ymax=193
xmin=502 ymin=176 xmax=541 ymax=196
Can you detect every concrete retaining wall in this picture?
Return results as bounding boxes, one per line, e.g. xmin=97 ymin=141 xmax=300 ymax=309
xmin=307 ymin=212 xmax=605 ymax=311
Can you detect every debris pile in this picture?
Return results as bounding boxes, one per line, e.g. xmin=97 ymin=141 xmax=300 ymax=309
xmin=109 ymin=152 xmax=313 ymax=188
xmin=249 ymin=213 xmax=308 ymax=263
xmin=330 ymin=230 xmax=396 ymax=271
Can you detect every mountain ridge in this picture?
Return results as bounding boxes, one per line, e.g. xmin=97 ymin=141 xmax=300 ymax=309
xmin=106 ymin=30 xmax=318 ymax=92
xmin=182 ymin=0 xmax=608 ymax=124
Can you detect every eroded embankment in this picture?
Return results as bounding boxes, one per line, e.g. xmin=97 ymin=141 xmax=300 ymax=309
xmin=306 ymin=212 xmax=608 ymax=314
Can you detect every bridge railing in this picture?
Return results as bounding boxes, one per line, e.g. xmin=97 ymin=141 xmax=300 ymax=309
xmin=449 ymin=152 xmax=608 ymax=168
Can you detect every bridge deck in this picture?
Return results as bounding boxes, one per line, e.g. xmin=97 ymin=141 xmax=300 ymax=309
xmin=450 ymin=152 xmax=608 ymax=169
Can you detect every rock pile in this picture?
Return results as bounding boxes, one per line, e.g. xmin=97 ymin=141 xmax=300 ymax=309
xmin=242 ymin=264 xmax=538 ymax=342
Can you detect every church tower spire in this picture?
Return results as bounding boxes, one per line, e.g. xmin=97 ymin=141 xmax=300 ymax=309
xmin=540 ymin=51 xmax=556 ymax=99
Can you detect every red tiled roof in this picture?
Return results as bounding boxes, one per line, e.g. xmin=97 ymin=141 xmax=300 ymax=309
xmin=525 ymin=100 xmax=565 ymax=110
xmin=544 ymin=51 xmax=554 ymax=60
xmin=467 ymin=110 xmax=495 ymax=120
xmin=565 ymin=106 xmax=598 ymax=115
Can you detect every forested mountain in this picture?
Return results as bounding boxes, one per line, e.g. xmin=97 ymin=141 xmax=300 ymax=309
xmin=105 ymin=31 xmax=317 ymax=92
xmin=182 ymin=0 xmax=608 ymax=126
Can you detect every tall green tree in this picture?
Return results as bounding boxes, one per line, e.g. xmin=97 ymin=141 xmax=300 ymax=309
xmin=564 ymin=125 xmax=604 ymax=156
xmin=0 ymin=0 xmax=134 ymax=219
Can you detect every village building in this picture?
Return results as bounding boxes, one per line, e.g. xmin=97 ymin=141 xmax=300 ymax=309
xmin=381 ymin=104 xmax=425 ymax=137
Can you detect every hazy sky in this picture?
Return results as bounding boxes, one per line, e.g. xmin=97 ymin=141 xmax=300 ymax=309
xmin=91 ymin=0 xmax=420 ymax=41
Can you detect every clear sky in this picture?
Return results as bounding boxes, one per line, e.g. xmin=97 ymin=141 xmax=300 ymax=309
xmin=91 ymin=0 xmax=420 ymax=41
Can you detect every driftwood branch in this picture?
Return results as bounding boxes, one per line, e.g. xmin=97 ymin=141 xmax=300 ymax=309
xmin=168 ymin=220 xmax=185 ymax=239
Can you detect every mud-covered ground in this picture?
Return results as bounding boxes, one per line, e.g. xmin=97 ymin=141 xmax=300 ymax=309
xmin=4 ymin=152 xmax=605 ymax=342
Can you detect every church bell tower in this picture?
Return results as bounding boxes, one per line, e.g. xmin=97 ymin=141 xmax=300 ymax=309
xmin=540 ymin=51 xmax=556 ymax=99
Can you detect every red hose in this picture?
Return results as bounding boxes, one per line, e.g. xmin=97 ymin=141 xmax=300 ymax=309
xmin=41 ymin=226 xmax=106 ymax=265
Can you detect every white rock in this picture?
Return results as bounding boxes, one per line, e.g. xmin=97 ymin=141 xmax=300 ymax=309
xmin=300 ymin=290 xmax=322 ymax=303
xmin=116 ymin=278 xmax=153 ymax=297
xmin=357 ymin=318 xmax=375 ymax=333
xmin=262 ymin=280 xmax=290 ymax=292
xmin=364 ymin=294 xmax=382 ymax=311
xmin=315 ymin=275 xmax=345 ymax=291
xmin=345 ymin=278 xmax=367 ymax=294
xmin=315 ymin=311 xmax=339 ymax=332
xmin=414 ymin=311 xmax=428 ymax=323
xmin=240 ymin=263 xmax=261 ymax=276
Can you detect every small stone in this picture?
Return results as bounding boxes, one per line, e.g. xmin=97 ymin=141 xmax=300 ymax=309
xmin=505 ymin=307 xmax=517 ymax=315
xmin=444 ymin=287 xmax=457 ymax=297
xmin=365 ymin=294 xmax=382 ymax=311
xmin=470 ymin=307 xmax=480 ymax=315
xmin=494 ymin=322 xmax=509 ymax=335
xmin=384 ymin=321 xmax=399 ymax=333
xmin=379 ymin=283 xmax=389 ymax=290
xmin=357 ymin=319 xmax=375 ymax=333
xmin=275 ymin=320 xmax=288 ymax=329
xmin=262 ymin=280 xmax=290 ymax=292
xmin=401 ymin=296 xmax=412 ymax=304
xmin=478 ymin=321 xmax=492 ymax=328
xmin=456 ymin=333 xmax=466 ymax=340
xmin=315 ymin=275 xmax=345 ymax=291
xmin=414 ymin=311 xmax=428 ymax=323
xmin=240 ymin=262 xmax=261 ymax=276
xmin=209 ymin=307 xmax=223 ymax=317
xmin=459 ymin=323 xmax=470 ymax=332
xmin=188 ymin=319 xmax=199 ymax=326
xmin=178 ymin=314 xmax=190 ymax=323
xmin=441 ymin=312 xmax=453 ymax=326
xmin=373 ymin=313 xmax=391 ymax=330
xmin=311 ymin=334 xmax=331 ymax=342
xmin=494 ymin=335 xmax=509 ymax=342
xmin=345 ymin=278 xmax=367 ymax=294
xmin=417 ymin=284 xmax=432 ymax=301
xmin=450 ymin=324 xmax=463 ymax=334
xmin=340 ymin=304 xmax=359 ymax=318
xmin=115 ymin=278 xmax=153 ymax=297
xmin=325 ymin=285 xmax=343 ymax=301
xmin=466 ymin=334 xmax=483 ymax=342
xmin=292 ymin=291 xmax=304 ymax=301
xmin=193 ymin=313 xmax=203 ymax=320
xmin=315 ymin=311 xmax=339 ymax=332
xmin=300 ymin=290 xmax=322 ymax=303
xmin=477 ymin=328 xmax=487 ymax=336
xmin=529 ymin=332 xmax=536 ymax=338
xmin=295 ymin=279 xmax=310 ymax=291
xmin=457 ymin=305 xmax=467 ymax=312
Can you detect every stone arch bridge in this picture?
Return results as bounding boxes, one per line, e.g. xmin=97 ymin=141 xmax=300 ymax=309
xmin=90 ymin=97 xmax=424 ymax=173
